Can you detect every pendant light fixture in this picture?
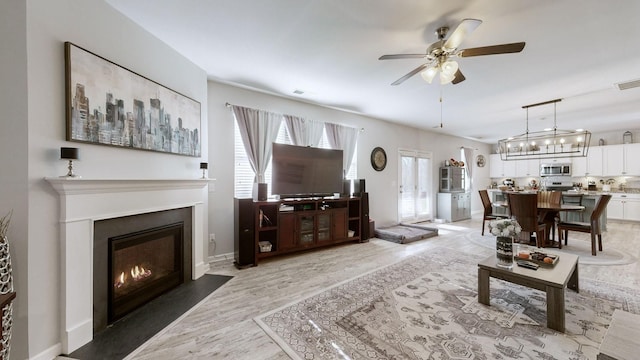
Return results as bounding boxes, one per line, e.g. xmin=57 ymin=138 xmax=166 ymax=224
xmin=498 ymin=98 xmax=591 ymax=160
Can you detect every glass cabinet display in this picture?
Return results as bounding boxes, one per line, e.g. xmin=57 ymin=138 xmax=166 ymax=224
xmin=299 ymin=215 xmax=315 ymax=245
xmin=439 ymin=167 xmax=465 ymax=192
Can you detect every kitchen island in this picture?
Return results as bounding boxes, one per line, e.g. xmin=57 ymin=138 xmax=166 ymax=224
xmin=486 ymin=189 xmax=609 ymax=230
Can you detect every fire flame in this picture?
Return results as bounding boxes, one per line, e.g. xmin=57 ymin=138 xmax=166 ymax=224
xmin=131 ymin=265 xmax=152 ymax=280
xmin=114 ymin=265 xmax=152 ymax=288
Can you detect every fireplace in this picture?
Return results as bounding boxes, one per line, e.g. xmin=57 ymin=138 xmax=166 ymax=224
xmin=110 ymin=223 xmax=184 ymax=323
xmin=93 ymin=207 xmax=192 ymax=334
xmin=46 ymin=178 xmax=210 ymax=354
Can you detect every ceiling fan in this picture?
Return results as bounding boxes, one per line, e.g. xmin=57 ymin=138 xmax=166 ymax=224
xmin=379 ymin=18 xmax=525 ymax=85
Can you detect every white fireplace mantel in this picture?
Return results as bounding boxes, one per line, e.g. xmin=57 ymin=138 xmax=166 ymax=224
xmin=46 ymin=178 xmax=210 ymax=354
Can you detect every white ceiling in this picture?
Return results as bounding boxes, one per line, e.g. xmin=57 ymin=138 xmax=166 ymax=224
xmin=106 ymin=0 xmax=640 ymax=144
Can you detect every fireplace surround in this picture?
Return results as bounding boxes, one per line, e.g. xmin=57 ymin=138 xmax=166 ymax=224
xmin=46 ymin=178 xmax=210 ymax=354
xmin=93 ymin=208 xmax=192 ymax=334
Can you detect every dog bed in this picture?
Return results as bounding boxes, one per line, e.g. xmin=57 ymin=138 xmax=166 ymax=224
xmin=374 ymin=223 xmax=438 ymax=244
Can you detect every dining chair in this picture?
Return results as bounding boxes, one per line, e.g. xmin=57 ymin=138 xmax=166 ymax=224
xmin=537 ymin=190 xmax=561 ymax=241
xmin=561 ymin=193 xmax=585 ymax=222
xmin=537 ymin=190 xmax=561 ymax=205
xmin=478 ymin=190 xmax=508 ymax=235
xmin=557 ymin=194 xmax=612 ymax=256
xmin=508 ymin=193 xmax=547 ymax=247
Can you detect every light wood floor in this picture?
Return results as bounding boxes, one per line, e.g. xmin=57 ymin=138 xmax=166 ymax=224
xmin=122 ymin=216 xmax=640 ymax=360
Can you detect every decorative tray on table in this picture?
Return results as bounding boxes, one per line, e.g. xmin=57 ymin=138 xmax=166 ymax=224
xmin=515 ymin=251 xmax=559 ymax=266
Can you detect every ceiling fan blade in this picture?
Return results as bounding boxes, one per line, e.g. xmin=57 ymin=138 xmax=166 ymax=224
xmin=391 ymin=64 xmax=428 ymax=85
xmin=379 ymin=54 xmax=426 ymax=60
xmin=452 ymin=69 xmax=466 ymax=84
xmin=444 ymin=18 xmax=482 ymax=50
xmin=459 ymin=42 xmax=526 ymax=57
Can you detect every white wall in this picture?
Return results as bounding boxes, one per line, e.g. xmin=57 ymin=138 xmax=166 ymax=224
xmin=0 ymin=1 xmax=29 ymax=357
xmin=0 ymin=1 xmax=208 ymax=358
xmin=207 ymin=81 xmax=491 ymax=257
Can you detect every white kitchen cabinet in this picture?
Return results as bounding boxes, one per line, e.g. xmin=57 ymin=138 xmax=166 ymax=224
xmin=627 ymin=199 xmax=640 ymax=222
xmin=572 ymin=157 xmax=586 ymax=177
xmin=515 ymin=157 xmax=540 ymax=177
xmin=607 ymin=198 xmax=624 ymax=220
xmin=604 ymin=143 xmax=640 ymax=176
xmin=607 ymin=193 xmax=640 ymax=221
xmin=604 ymin=145 xmax=624 ymax=176
xmin=489 ymin=154 xmax=516 ymax=178
xmin=489 ymin=154 xmax=502 ymax=178
xmin=626 ymin=143 xmax=640 ymax=175
xmin=437 ymin=192 xmax=471 ymax=222
xmin=542 ymin=148 xmax=573 ymax=164
xmin=572 ymin=146 xmax=603 ymax=177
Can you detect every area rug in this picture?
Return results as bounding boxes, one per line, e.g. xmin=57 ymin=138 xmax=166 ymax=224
xmin=255 ymin=247 xmax=640 ymax=360
xmin=466 ymin=230 xmax=637 ymax=266
xmin=374 ymin=224 xmax=439 ymax=244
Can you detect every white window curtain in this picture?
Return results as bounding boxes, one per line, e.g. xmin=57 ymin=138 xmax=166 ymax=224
xmin=283 ymin=115 xmax=324 ymax=147
xmin=325 ymin=123 xmax=359 ymax=178
xmin=231 ymin=105 xmax=282 ymax=183
xmin=461 ymin=147 xmax=474 ymax=190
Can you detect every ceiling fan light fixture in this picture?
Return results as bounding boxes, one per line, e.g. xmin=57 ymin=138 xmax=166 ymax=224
xmin=439 ymin=71 xmax=456 ymax=84
xmin=438 ymin=60 xmax=458 ymax=84
xmin=379 ymin=18 xmax=525 ymax=86
xmin=420 ymin=66 xmax=438 ymax=83
xmin=440 ymin=60 xmax=459 ymax=76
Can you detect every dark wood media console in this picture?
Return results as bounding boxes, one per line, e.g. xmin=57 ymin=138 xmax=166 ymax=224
xmin=234 ymin=194 xmax=368 ymax=268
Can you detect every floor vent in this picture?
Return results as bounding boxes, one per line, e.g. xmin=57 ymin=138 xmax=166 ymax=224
xmin=615 ymin=78 xmax=640 ymax=91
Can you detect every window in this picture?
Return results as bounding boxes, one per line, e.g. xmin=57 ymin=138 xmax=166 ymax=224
xmin=234 ymin=121 xmax=358 ymax=198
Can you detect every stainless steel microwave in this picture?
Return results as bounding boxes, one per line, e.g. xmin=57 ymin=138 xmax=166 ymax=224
xmin=540 ymin=163 xmax=571 ymax=177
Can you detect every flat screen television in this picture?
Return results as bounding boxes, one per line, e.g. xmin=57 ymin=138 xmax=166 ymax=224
xmin=271 ymin=143 xmax=343 ymax=197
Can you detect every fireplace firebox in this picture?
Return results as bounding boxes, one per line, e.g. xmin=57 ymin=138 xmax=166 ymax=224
xmin=93 ymin=207 xmax=192 ymax=334
xmin=109 ymin=223 xmax=183 ymax=323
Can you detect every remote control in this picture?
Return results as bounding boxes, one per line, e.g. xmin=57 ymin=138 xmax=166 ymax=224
xmin=517 ymin=260 xmax=539 ymax=270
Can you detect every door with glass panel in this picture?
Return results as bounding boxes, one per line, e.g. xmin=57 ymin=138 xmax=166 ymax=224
xmin=399 ymin=150 xmax=432 ymax=223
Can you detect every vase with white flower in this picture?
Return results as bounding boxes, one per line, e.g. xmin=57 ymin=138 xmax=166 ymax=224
xmin=488 ymin=218 xmax=522 ymax=269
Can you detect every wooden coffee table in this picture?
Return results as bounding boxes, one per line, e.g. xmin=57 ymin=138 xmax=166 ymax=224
xmin=477 ymin=252 xmax=579 ymax=332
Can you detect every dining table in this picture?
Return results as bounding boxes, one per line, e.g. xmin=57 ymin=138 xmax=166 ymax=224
xmin=492 ymin=200 xmax=585 ymax=248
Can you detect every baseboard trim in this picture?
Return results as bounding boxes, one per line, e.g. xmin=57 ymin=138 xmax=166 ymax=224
xmin=208 ymin=252 xmax=234 ymax=264
xmin=31 ymin=342 xmax=62 ymax=360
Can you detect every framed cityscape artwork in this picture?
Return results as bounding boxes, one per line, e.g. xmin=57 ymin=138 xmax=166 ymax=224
xmin=64 ymin=42 xmax=201 ymax=157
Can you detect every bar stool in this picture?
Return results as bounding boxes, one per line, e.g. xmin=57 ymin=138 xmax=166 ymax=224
xmin=561 ymin=193 xmax=584 ymax=222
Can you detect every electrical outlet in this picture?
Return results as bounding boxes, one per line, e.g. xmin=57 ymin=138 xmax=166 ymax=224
xmin=209 ymin=233 xmax=215 ymax=242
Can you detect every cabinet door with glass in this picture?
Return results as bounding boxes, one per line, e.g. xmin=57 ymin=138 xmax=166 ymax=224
xmin=316 ymin=213 xmax=332 ymax=243
xmin=298 ymin=214 xmax=316 ymax=247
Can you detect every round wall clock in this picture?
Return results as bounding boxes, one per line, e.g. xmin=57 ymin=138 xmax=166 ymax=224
xmin=371 ymin=147 xmax=387 ymax=171
xmin=476 ymin=154 xmax=486 ymax=167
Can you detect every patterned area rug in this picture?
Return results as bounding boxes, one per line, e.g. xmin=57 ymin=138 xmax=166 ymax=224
xmin=255 ymin=247 xmax=640 ymax=360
